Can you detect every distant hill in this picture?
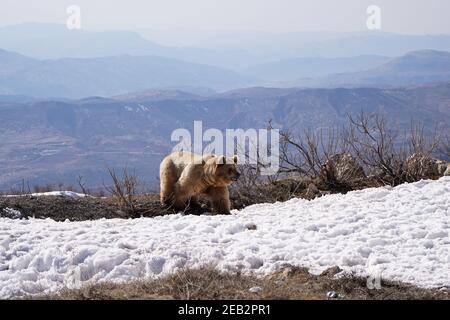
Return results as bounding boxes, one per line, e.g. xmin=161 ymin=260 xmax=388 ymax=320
xmin=2 ymin=48 xmax=450 ymax=98
xmin=4 ymin=24 xmax=450 ymax=71
xmin=141 ymin=29 xmax=450 ymax=64
xmin=0 ymin=52 xmax=254 ymax=98
xmin=0 ymin=94 xmax=35 ymax=104
xmin=290 ymin=50 xmax=450 ymax=88
xmin=112 ymin=89 xmax=203 ymax=102
xmin=0 ymin=23 xmax=262 ymax=70
xmin=0 ymin=83 xmax=448 ymax=190
xmin=0 ymin=49 xmax=38 ymax=75
xmin=296 ymin=32 xmax=450 ymax=58
xmin=243 ymin=55 xmax=391 ymax=81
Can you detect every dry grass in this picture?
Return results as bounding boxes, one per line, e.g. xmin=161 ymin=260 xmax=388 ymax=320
xmin=43 ymin=266 xmax=449 ymax=300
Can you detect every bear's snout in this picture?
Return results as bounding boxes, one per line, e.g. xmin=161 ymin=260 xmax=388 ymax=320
xmin=232 ymin=172 xmax=241 ymax=181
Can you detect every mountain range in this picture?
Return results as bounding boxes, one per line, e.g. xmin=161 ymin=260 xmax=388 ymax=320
xmin=4 ymin=24 xmax=450 ymax=70
xmin=0 ymin=82 xmax=448 ymax=191
xmin=1 ymin=48 xmax=450 ymax=98
xmin=0 ymin=49 xmax=254 ymax=97
xmin=0 ymin=24 xmax=260 ymax=70
xmin=244 ymin=55 xmax=391 ymax=82
xmin=289 ymin=50 xmax=450 ymax=88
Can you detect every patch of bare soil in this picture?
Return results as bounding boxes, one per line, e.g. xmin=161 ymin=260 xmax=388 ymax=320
xmin=0 ymin=194 xmax=208 ymax=221
xmin=42 ymin=266 xmax=449 ymax=300
xmin=0 ymin=195 xmax=121 ymax=221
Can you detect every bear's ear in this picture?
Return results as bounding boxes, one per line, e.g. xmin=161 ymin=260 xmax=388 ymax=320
xmin=233 ymin=155 xmax=238 ymax=164
xmin=217 ymin=155 xmax=226 ymax=165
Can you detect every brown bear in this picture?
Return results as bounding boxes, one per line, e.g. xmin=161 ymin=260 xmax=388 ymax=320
xmin=160 ymin=151 xmax=240 ymax=214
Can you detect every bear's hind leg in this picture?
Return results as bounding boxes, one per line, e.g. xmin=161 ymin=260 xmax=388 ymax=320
xmin=160 ymin=168 xmax=177 ymax=207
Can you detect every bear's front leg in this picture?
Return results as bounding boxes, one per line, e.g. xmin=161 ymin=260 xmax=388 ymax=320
xmin=205 ymin=186 xmax=231 ymax=215
xmin=186 ymin=195 xmax=203 ymax=209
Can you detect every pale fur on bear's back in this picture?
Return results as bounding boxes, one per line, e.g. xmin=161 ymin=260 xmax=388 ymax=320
xmin=160 ymin=151 xmax=239 ymax=214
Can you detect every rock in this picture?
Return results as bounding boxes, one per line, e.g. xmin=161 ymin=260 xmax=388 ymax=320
xmin=321 ymin=153 xmax=366 ymax=183
xmin=326 ymin=291 xmax=340 ymax=299
xmin=245 ymin=223 xmax=257 ymax=230
xmin=305 ymin=183 xmax=320 ymax=199
xmin=406 ymin=153 xmax=449 ymax=178
xmin=1 ymin=207 xmax=23 ymax=219
xmin=444 ymin=166 xmax=450 ymax=176
xmin=267 ymin=266 xmax=294 ymax=280
xmin=280 ymin=266 xmax=294 ymax=278
xmin=320 ymin=266 xmax=343 ymax=277
xmin=249 ymin=286 xmax=262 ymax=293
xmin=436 ymin=161 xmax=448 ymax=175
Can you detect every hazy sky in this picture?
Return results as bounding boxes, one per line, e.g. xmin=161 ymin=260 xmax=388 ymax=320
xmin=2 ymin=0 xmax=450 ymax=34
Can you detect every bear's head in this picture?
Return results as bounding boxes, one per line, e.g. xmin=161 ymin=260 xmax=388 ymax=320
xmin=204 ymin=155 xmax=240 ymax=186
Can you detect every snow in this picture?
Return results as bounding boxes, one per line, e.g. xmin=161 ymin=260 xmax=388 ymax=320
xmin=2 ymin=191 xmax=89 ymax=199
xmin=0 ymin=177 xmax=449 ymax=298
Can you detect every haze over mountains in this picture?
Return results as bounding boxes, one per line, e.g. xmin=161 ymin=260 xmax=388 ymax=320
xmin=3 ymin=24 xmax=450 ymax=70
xmin=0 ymin=49 xmax=252 ymax=97
xmin=0 ymin=24 xmax=260 ymax=70
xmin=289 ymin=50 xmax=450 ymax=88
xmin=244 ymin=55 xmax=392 ymax=82
xmin=1 ymin=24 xmax=450 ymax=98
xmin=1 ymin=46 xmax=450 ymax=98
xmin=140 ymin=29 xmax=450 ymax=59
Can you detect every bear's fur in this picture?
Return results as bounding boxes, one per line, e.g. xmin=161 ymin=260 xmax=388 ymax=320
xmin=160 ymin=151 xmax=240 ymax=214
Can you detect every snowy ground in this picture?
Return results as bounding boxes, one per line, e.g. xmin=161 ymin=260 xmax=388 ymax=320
xmin=1 ymin=178 xmax=449 ymax=298
xmin=3 ymin=191 xmax=89 ymax=199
